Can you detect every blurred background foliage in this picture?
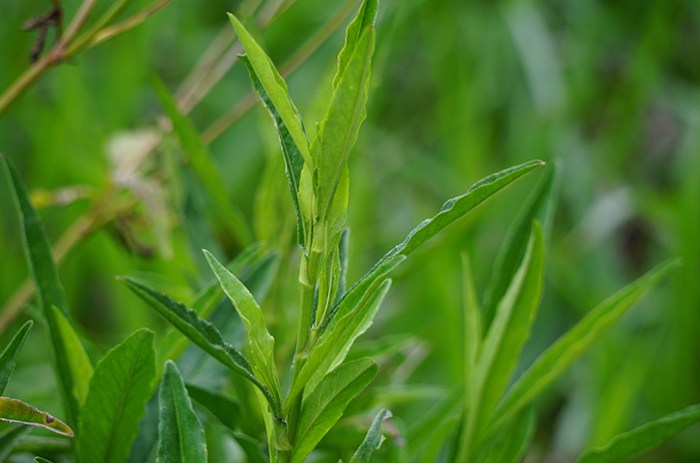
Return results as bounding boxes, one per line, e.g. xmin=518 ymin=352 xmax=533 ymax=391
xmin=1 ymin=0 xmax=699 ymax=461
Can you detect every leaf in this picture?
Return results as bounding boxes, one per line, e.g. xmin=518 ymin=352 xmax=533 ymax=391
xmin=152 ymin=76 xmax=253 ymax=246
xmin=51 ymin=306 xmax=93 ymax=406
xmin=77 ymin=329 xmax=156 ymax=463
xmin=405 ymin=386 xmax=462 ymax=455
xmin=34 ymin=457 xmax=55 ymax=463
xmin=1 ymin=153 xmax=82 ymax=425
xmin=119 ymin=277 xmax=278 ymax=414
xmin=327 ymin=160 xmax=543 ymax=326
xmin=240 ymin=55 xmax=306 ymax=246
xmin=157 ymin=243 xmax=270 ymax=363
xmin=157 ymin=361 xmax=207 ymax=463
xmin=0 ymin=397 xmax=73 ymax=437
xmin=488 ymin=258 xmax=680 ymax=435
xmin=483 ymin=163 xmax=558 ymax=325
xmin=315 ymin=27 xmax=375 ymax=228
xmin=333 ymin=0 xmax=378 ymax=88
xmin=186 ymin=383 xmax=241 ymax=432
xmin=0 ymin=321 xmax=33 ymax=395
xmin=203 ymin=250 xmax=281 ymax=404
xmin=292 ymin=358 xmax=378 ymax=463
xmin=475 ymin=408 xmax=534 ymax=463
xmin=464 ymin=223 xmax=544 ymax=456
xmin=288 ymin=275 xmax=395 ymax=407
xmin=228 ymin=14 xmax=311 ymax=164
xmin=230 ymin=431 xmax=267 ymax=463
xmin=335 ymin=228 xmax=351 ymax=305
xmin=576 ymin=403 xmax=700 ymax=463
xmin=349 ymin=408 xmax=392 ymax=463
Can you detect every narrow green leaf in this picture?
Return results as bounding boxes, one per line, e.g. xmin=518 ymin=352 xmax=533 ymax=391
xmin=51 ymin=306 xmax=93 ymax=407
xmin=34 ymin=457 xmax=55 ymax=463
xmin=186 ymin=383 xmax=241 ymax=432
xmin=157 ymin=361 xmax=207 ymax=463
xmin=1 ymin=153 xmax=81 ymax=425
xmin=329 ymin=160 xmax=543 ymax=327
xmin=152 ymin=77 xmax=253 ymax=247
xmin=465 ymin=223 xmax=544 ymax=455
xmin=349 ymin=408 xmax=391 ymax=463
xmin=77 ymin=329 xmax=156 ymax=463
xmin=289 ymin=275 xmax=395 ymax=407
xmin=157 ymin=243 xmax=270 ymax=364
xmin=0 ymin=397 xmax=73 ymax=437
xmin=335 ymin=228 xmax=351 ymax=304
xmin=228 ymin=14 xmax=311 ymax=164
xmin=316 ymin=27 xmax=375 ymax=228
xmin=203 ymin=250 xmax=281 ymax=405
xmin=333 ymin=0 xmax=378 ymax=88
xmin=0 ymin=321 xmax=33 ymax=395
xmin=240 ymin=55 xmax=306 ymax=246
xmin=119 ymin=277 xmax=278 ymax=414
xmin=475 ymin=408 xmax=534 ymax=463
xmin=489 ymin=258 xmax=680 ymax=434
xmin=0 ymin=425 xmax=31 ymax=460
xmin=577 ymin=403 xmax=700 ymax=463
xmin=483 ymin=164 xmax=558 ymax=325
xmin=292 ymin=358 xmax=378 ymax=463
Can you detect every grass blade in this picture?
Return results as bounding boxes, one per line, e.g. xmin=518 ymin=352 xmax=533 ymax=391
xmin=489 ymin=258 xmax=681 ymax=434
xmin=119 ymin=277 xmax=278 ymax=414
xmin=77 ymin=329 xmax=156 ymax=463
xmin=0 ymin=397 xmax=73 ymax=437
xmin=349 ymin=408 xmax=391 ymax=463
xmin=157 ymin=361 xmax=207 ymax=463
xmin=0 ymin=426 xmax=31 ymax=460
xmin=34 ymin=458 xmax=54 ymax=463
xmin=228 ymin=14 xmax=311 ymax=164
xmin=292 ymin=358 xmax=378 ymax=463
xmin=2 ymin=153 xmax=82 ymax=425
xmin=576 ymin=403 xmax=700 ymax=463
xmin=153 ymin=77 xmax=253 ymax=247
xmin=203 ymin=250 xmax=281 ymax=405
xmin=463 ymin=223 xmax=544 ymax=457
xmin=0 ymin=321 xmax=33 ymax=395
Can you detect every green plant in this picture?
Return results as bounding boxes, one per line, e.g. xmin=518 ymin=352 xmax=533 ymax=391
xmin=1 ymin=0 xmax=699 ymax=462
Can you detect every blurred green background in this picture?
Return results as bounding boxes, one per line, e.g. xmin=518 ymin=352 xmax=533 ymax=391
xmin=1 ymin=0 xmax=700 ymax=461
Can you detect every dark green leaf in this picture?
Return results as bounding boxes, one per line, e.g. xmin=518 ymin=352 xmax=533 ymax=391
xmin=577 ymin=403 xmax=700 ymax=463
xmin=2 ymin=153 xmax=82 ymax=425
xmin=157 ymin=361 xmax=207 ymax=463
xmin=34 ymin=457 xmax=55 ymax=463
xmin=349 ymin=408 xmax=391 ymax=463
xmin=0 ymin=397 xmax=73 ymax=437
xmin=119 ymin=277 xmax=278 ymax=414
xmin=292 ymin=358 xmax=378 ymax=463
xmin=489 ymin=258 xmax=680 ymax=435
xmin=0 ymin=321 xmax=32 ymax=395
xmin=77 ymin=329 xmax=156 ymax=463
